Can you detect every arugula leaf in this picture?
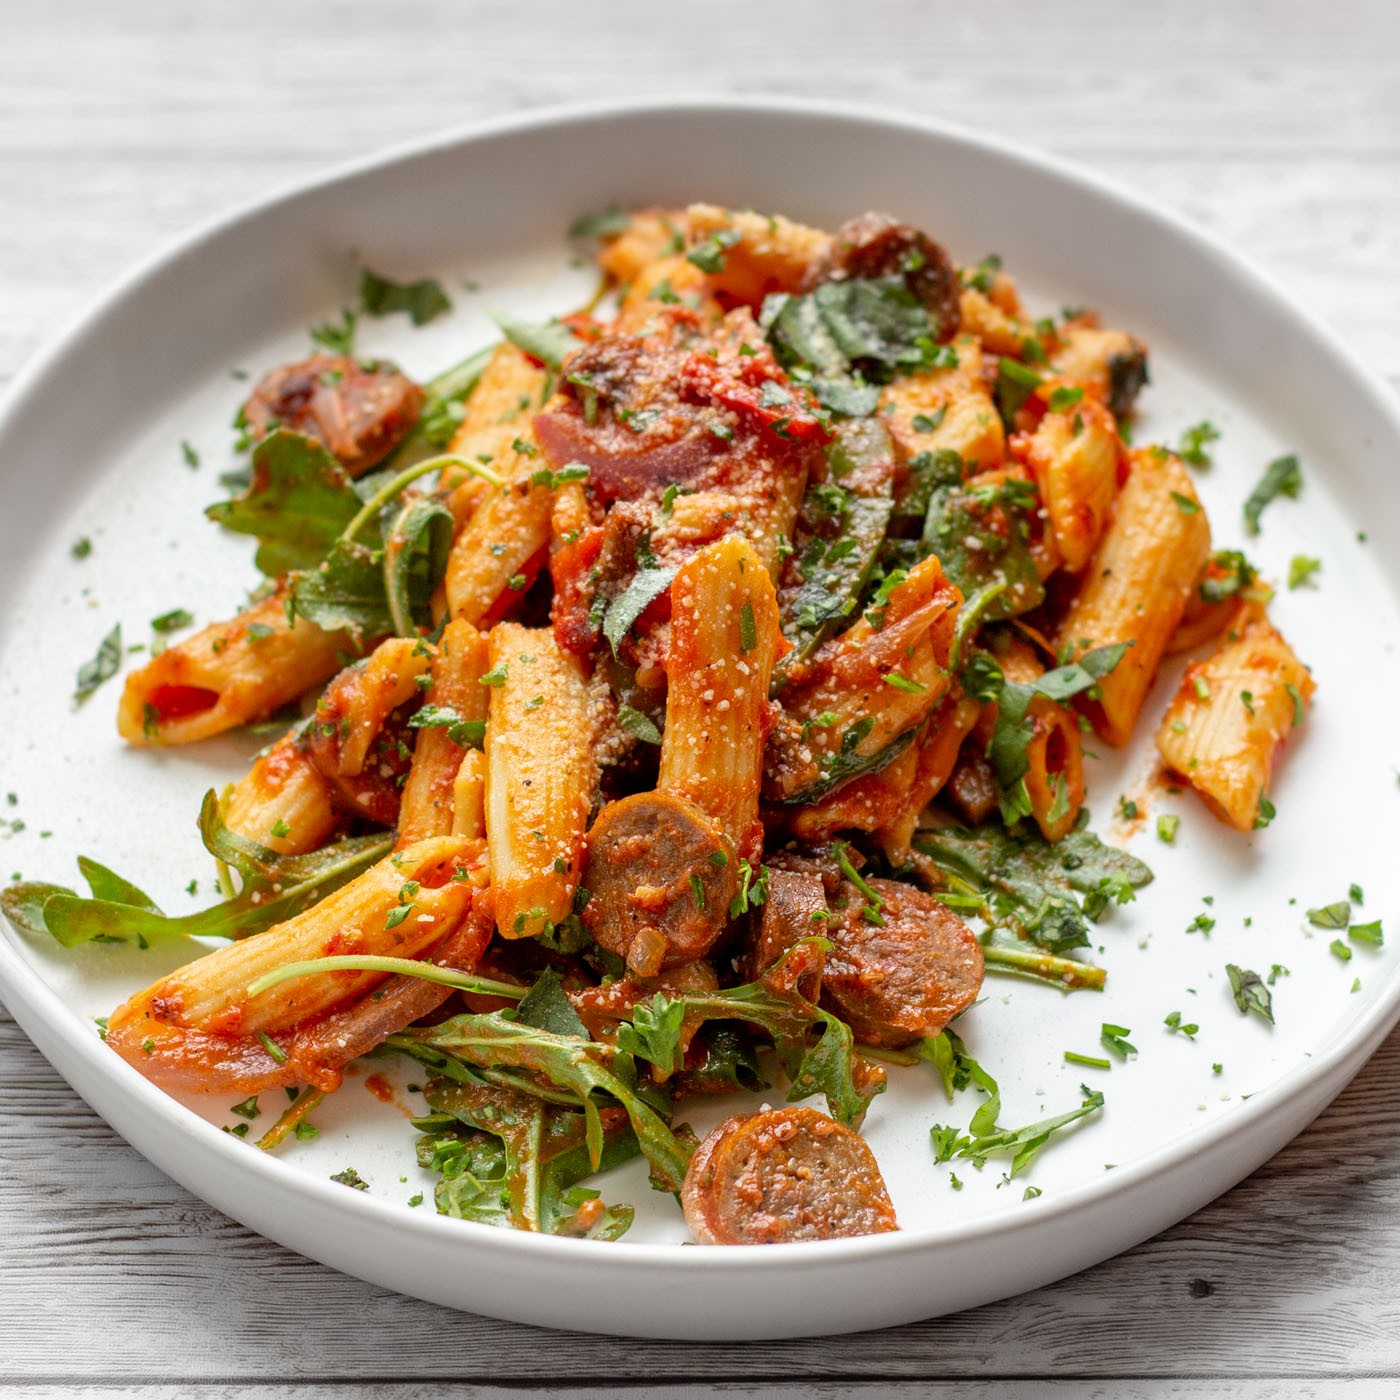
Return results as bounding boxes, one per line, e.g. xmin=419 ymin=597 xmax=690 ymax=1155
xmin=615 ymin=995 xmax=686 ymax=1076
xmin=962 ymin=641 xmax=1126 ymax=826
xmin=774 ymin=419 xmax=895 ymax=683
xmin=614 ymin=939 xmax=883 ymax=1127
xmin=359 ymin=268 xmax=452 ymax=326
xmin=601 ymin=567 xmax=676 ymax=657
xmin=1243 ymin=453 xmax=1302 ymax=535
xmin=289 ymin=538 xmax=391 ymax=637
xmin=2 ymin=792 xmax=391 ymax=949
xmin=420 ymin=1079 xmax=639 ymax=1236
xmin=913 ymin=822 xmax=1152 ymax=955
xmin=389 ymin=1013 xmax=693 ymax=1193
xmin=383 ymin=495 xmax=453 ymax=636
xmin=763 ymin=276 xmax=940 ymax=382
xmin=74 ymin=624 xmax=123 ymax=700
xmin=942 ymin=1086 xmax=1105 ymax=1178
xmin=491 ymin=312 xmax=583 ymax=370
xmin=207 ymin=431 xmax=361 ymax=577
xmin=921 ymin=1029 xmax=1001 ymax=1129
xmin=923 ymin=478 xmax=1045 ymax=621
xmin=1225 ymin=964 xmax=1274 ymax=1026
xmin=516 ymin=967 xmax=589 ymax=1040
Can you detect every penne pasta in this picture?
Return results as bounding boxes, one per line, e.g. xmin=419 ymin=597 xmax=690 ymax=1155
xmin=658 ymin=534 xmax=783 ymax=859
xmin=881 ymin=333 xmax=1005 ymax=472
xmin=1156 ymin=616 xmax=1314 ymax=831
xmin=104 ymin=835 xmax=483 ymax=1094
xmin=397 ymin=619 xmax=490 ymax=846
xmin=1054 ymin=448 xmax=1212 ymax=746
xmin=684 ymin=203 xmax=832 ymax=305
xmin=118 ymin=586 xmax=355 ymax=746
xmin=484 ymin=622 xmax=601 ymax=939
xmin=223 ymin=733 xmax=340 ymax=856
xmin=1016 ymin=392 xmax=1122 ymax=572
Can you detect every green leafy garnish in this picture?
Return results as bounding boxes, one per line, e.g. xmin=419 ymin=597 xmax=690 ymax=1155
xmin=74 ymin=624 xmax=123 ymax=701
xmin=360 ymin=268 xmax=452 ymax=326
xmin=616 ymin=939 xmax=882 ymax=1127
xmin=491 ymin=312 xmax=583 ymax=370
xmin=1176 ymin=420 xmax=1220 ymax=468
xmin=914 ymin=822 xmax=1151 ymax=955
xmin=1306 ymin=900 xmax=1350 ymax=930
xmin=1288 ymin=555 xmax=1321 ymax=590
xmin=1242 ymin=453 xmax=1302 ymax=535
xmin=1225 ymin=964 xmax=1274 ymax=1025
xmin=923 ymin=477 xmax=1045 ymax=622
xmin=3 ymin=792 xmax=391 ymax=949
xmin=568 ymin=205 xmax=629 ymax=240
xmin=601 ymin=567 xmax=676 ymax=657
xmin=616 ymin=704 xmax=662 ymax=745
xmin=408 ymin=704 xmax=486 ymax=748
xmin=932 ymin=1082 xmax=1105 ymax=1178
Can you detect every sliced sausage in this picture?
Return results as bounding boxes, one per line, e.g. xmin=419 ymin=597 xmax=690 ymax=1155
xmin=822 ymin=878 xmax=984 ymax=1049
xmin=580 ymin=791 xmax=738 ymax=975
xmin=816 ymin=212 xmax=962 ymax=343
xmin=681 ymin=1106 xmax=898 ymax=1244
xmin=243 ymin=353 xmax=425 ymax=477
xmin=742 ymin=867 xmax=829 ymax=997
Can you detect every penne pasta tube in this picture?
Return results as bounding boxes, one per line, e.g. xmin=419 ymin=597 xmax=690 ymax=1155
xmin=118 ymin=586 xmax=355 ymax=746
xmin=397 ymin=620 xmax=490 ymax=846
xmin=1156 ymin=616 xmax=1314 ymax=831
xmin=658 ymin=533 xmax=783 ymax=859
xmin=440 ymin=343 xmax=548 ymax=495
xmin=684 ymin=203 xmax=832 ymax=305
xmin=105 ymin=835 xmax=483 ymax=1094
xmin=881 ymin=334 xmax=1005 ymax=472
xmin=1017 ymin=392 xmax=1122 ymax=572
xmin=444 ymin=439 xmax=555 ymax=626
xmin=484 ymin=622 xmax=600 ymax=939
xmin=998 ymin=637 xmax=1086 ymax=843
xmin=765 ymin=554 xmax=961 ymax=806
xmin=1054 ymin=448 xmax=1211 ymax=746
xmin=223 ymin=733 xmax=340 ymax=856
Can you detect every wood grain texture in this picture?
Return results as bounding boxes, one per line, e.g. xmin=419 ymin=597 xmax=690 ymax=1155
xmin=2 ymin=0 xmax=1398 ymax=1389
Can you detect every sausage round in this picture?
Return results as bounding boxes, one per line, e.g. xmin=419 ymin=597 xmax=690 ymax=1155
xmin=822 ymin=877 xmax=984 ymax=1048
xmin=243 ymin=354 xmax=424 ymax=477
xmin=681 ymin=1105 xmax=898 ymax=1244
xmin=580 ymin=790 xmax=739 ymax=975
xmin=819 ymin=213 xmax=962 ymax=343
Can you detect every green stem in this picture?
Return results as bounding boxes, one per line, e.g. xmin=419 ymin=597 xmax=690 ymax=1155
xmin=257 ymin=1087 xmax=326 ymax=1151
xmin=983 ymin=944 xmax=1106 ymax=991
xmin=948 ymin=580 xmax=1008 ymax=674
xmin=246 ymin=956 xmax=529 ymax=1000
xmin=342 ymin=454 xmax=503 ymax=545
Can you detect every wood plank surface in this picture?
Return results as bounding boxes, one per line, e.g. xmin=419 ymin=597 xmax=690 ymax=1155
xmin=1 ymin=0 xmax=1397 ymax=1391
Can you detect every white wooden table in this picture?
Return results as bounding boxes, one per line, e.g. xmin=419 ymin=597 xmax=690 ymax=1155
xmin=3 ymin=3 xmax=1398 ymax=1394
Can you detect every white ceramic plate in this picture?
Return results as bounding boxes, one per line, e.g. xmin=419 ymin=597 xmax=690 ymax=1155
xmin=1 ymin=98 xmax=1398 ymax=1341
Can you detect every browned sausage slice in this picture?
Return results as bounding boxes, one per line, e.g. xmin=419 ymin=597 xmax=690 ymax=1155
xmin=742 ymin=867 xmax=829 ymax=997
xmin=243 ymin=354 xmax=425 ymax=477
xmin=581 ymin=791 xmax=738 ymax=976
xmin=822 ymin=878 xmax=984 ymax=1048
xmin=816 ymin=212 xmax=962 ymax=343
xmin=681 ymin=1105 xmax=898 ymax=1244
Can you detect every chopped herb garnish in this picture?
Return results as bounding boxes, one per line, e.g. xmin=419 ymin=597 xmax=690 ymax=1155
xmin=1288 ymin=555 xmax=1321 ymax=590
xmin=1242 ymin=453 xmax=1302 ymax=535
xmin=1306 ymin=901 xmax=1350 ymax=929
xmin=360 ymin=269 xmax=451 ymax=326
xmin=1048 ymin=385 xmax=1085 ymax=413
xmin=1349 ymin=920 xmax=1384 ymax=948
xmin=330 ymin=1167 xmax=370 ymax=1191
xmin=1064 ymin=1050 xmax=1111 ymax=1070
xmin=181 ymin=440 xmax=200 ymax=469
xmin=1100 ymin=1023 xmax=1136 ymax=1059
xmin=1225 ymin=965 xmax=1273 ymax=1025
xmin=478 ymin=662 xmax=509 ymax=687
xmin=230 ymin=1095 xmax=261 ymax=1120
xmin=616 ymin=704 xmax=662 ymax=745
xmin=71 ymin=536 xmax=92 ymax=560
xmin=1176 ymin=420 xmax=1220 ymax=468
xmin=1157 ymin=814 xmax=1179 ymax=844
xmin=150 ymin=608 xmax=194 ymax=634
xmin=1164 ymin=1011 xmax=1198 ymax=1040
xmin=1329 ymin=938 xmax=1353 ymax=963
xmin=74 ymin=624 xmax=123 ymax=700
xmin=739 ymin=600 xmax=758 ymax=653
xmin=686 ymin=227 xmax=742 ymax=274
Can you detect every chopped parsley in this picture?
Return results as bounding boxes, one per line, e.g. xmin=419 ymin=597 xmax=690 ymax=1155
xmin=74 ymin=624 xmax=123 ymax=700
xmin=1225 ymin=965 xmax=1274 ymax=1025
xmin=1176 ymin=420 xmax=1220 ymax=469
xmin=1287 ymin=555 xmax=1321 ymax=589
xmin=1242 ymin=453 xmax=1302 ymax=535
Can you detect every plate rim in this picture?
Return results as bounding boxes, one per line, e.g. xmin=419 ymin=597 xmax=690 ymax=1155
xmin=2 ymin=91 xmax=1398 ymax=1295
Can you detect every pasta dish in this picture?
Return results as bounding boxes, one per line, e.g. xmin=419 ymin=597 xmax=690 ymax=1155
xmin=3 ymin=203 xmax=1312 ymax=1244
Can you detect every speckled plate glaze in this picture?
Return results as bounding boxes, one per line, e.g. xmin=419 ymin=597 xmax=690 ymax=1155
xmin=1 ymin=99 xmax=1397 ymax=1339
